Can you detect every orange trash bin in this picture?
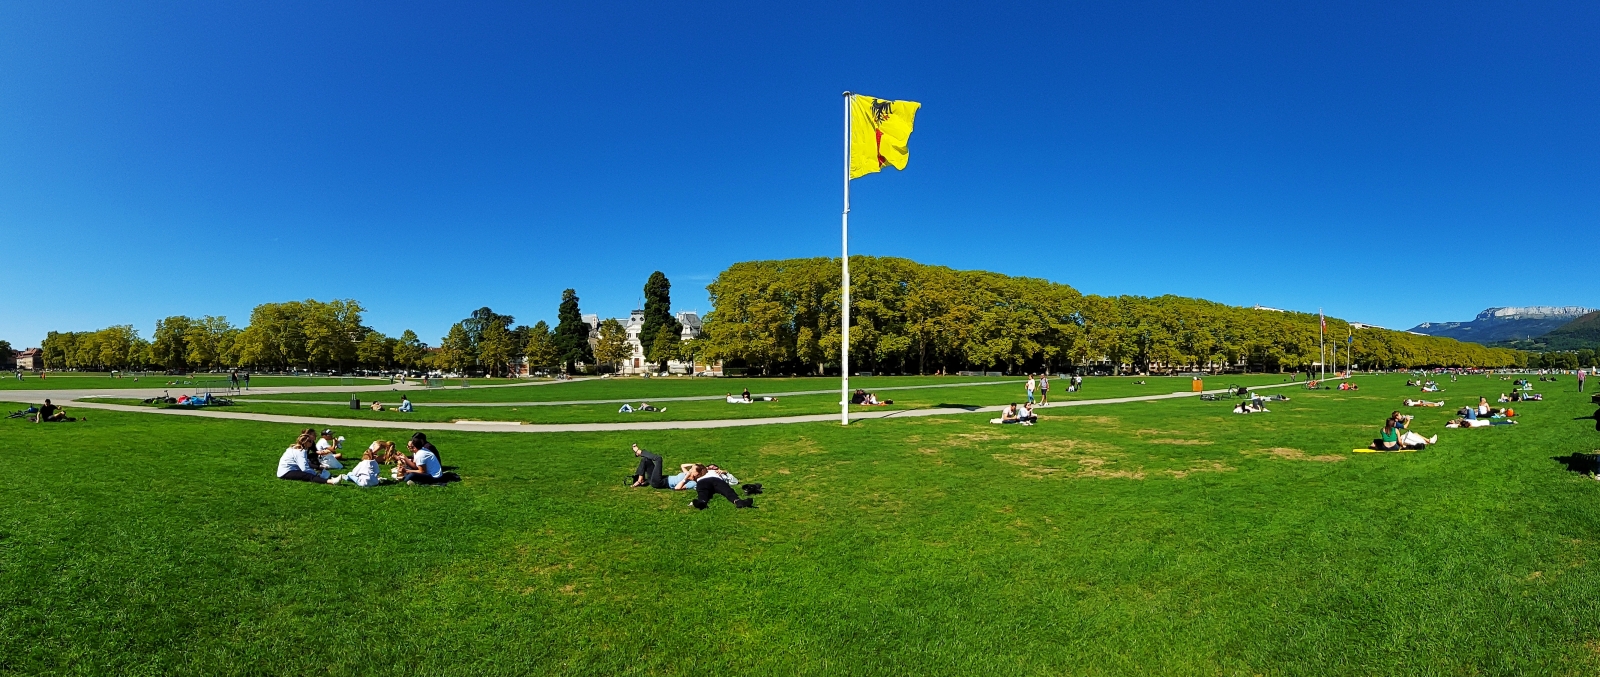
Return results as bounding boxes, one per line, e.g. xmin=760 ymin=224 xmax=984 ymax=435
xmin=1192 ymin=378 xmax=1204 ymax=392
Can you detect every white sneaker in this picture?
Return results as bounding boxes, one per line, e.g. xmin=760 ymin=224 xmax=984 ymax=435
xmin=1429 ymin=435 xmax=1438 ymax=444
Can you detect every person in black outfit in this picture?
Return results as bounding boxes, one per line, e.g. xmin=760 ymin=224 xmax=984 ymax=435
xmin=680 ymin=464 xmax=753 ymax=509
xmin=691 ymin=475 xmax=753 ymax=509
xmin=35 ymin=399 xmax=76 ymax=422
xmin=629 ymin=443 xmax=667 ymax=488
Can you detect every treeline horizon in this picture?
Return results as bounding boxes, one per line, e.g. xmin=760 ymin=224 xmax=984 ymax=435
xmin=33 ymin=273 xmax=691 ymax=375
xmin=697 ymin=256 xmax=1529 ymax=374
xmin=31 ymin=256 xmax=1535 ymax=375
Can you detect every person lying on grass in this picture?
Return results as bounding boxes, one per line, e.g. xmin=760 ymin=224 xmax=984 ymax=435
xmin=629 ymin=443 xmax=668 ymax=488
xmin=1386 ymin=412 xmax=1438 ymax=447
xmin=1446 ymin=417 xmax=1518 ymax=428
xmin=994 ymin=403 xmax=1035 ymax=425
xmin=33 ymin=399 xmax=80 ymax=423
xmin=670 ymin=463 xmax=739 ymax=491
xmin=1404 ymin=399 xmax=1446 ymax=407
xmin=684 ymin=463 xmax=755 ymax=510
xmin=1233 ymin=401 xmax=1268 ymax=414
xmin=370 ymin=401 xmax=384 ymax=411
xmin=1339 ymin=382 xmax=1360 ymax=391
xmin=278 ymin=430 xmax=338 ymax=484
xmin=333 ymin=442 xmax=388 ymax=487
xmin=726 ymin=389 xmax=777 ymax=404
xmin=1369 ymin=420 xmax=1435 ymax=451
xmin=619 ymin=402 xmax=667 ymax=413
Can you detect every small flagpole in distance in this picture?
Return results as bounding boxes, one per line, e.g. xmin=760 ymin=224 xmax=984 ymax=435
xmin=841 ymin=91 xmax=852 ymax=426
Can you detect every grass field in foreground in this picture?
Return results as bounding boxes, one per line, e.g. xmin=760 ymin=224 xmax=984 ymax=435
xmin=0 ymin=372 xmax=388 ymax=390
xmin=5 ymin=374 xmax=1600 ymax=675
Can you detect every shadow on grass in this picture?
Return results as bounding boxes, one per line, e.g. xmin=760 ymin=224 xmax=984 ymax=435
xmin=933 ymin=403 xmax=982 ymax=411
xmin=1552 ymin=453 xmax=1598 ymax=475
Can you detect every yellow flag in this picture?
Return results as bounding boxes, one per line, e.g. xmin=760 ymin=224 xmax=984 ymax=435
xmin=849 ymin=94 xmax=920 ymax=179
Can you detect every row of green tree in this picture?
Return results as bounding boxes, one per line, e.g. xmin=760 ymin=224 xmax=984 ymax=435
xmin=1523 ymin=350 xmax=1597 ymax=370
xmin=697 ymin=256 xmax=1528 ymax=374
xmin=37 ymin=272 xmax=695 ymax=375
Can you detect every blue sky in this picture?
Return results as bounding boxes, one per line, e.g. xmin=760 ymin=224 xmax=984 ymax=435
xmin=2 ymin=1 xmax=1597 ymax=348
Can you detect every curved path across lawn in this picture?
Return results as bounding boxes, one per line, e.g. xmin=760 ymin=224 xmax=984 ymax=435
xmin=227 ymin=379 xmax=1028 ymax=408
xmin=49 ymin=379 xmax=1328 ymax=433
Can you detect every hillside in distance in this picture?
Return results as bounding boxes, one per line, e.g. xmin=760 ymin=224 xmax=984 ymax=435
xmin=1494 ymin=311 xmax=1600 ymax=352
xmin=1409 ymin=306 xmax=1594 ymax=344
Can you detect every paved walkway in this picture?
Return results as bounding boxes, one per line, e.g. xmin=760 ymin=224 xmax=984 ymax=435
xmin=57 ymin=379 xmax=1328 ymax=433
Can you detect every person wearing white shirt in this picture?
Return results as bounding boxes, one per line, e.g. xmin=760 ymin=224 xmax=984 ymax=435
xmin=399 ymin=438 xmax=445 ymax=485
xmin=278 ymin=431 xmax=338 ymax=484
xmin=315 ymin=429 xmax=346 ymax=469
xmin=334 ymin=441 xmax=389 ymax=487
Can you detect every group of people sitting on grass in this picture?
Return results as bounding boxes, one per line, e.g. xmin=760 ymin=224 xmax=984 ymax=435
xmin=1444 ymin=398 xmax=1518 ymax=428
xmin=276 ymin=429 xmax=454 ymax=486
xmin=627 ymin=443 xmax=759 ymax=510
xmin=850 ymin=389 xmax=891 ymax=406
xmin=726 ymin=388 xmax=778 ymax=404
xmin=1369 ymin=412 xmax=1439 ymax=451
xmin=993 ymin=402 xmax=1038 ymax=425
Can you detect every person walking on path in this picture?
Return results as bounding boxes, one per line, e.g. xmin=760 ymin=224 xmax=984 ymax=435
xmin=1026 ymin=375 xmax=1036 ymax=405
xmin=1038 ymin=374 xmax=1050 ymax=404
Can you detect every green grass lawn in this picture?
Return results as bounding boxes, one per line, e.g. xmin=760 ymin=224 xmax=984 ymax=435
xmin=0 ymin=372 xmax=387 ymax=390
xmin=243 ymin=373 xmax=1033 ymax=403
xmin=233 ymin=374 xmax=1298 ymax=404
xmin=102 ymin=375 xmax=1303 ymax=424
xmin=5 ymin=374 xmax=1600 ymax=674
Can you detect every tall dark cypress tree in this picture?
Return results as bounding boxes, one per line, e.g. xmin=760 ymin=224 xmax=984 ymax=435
xmin=639 ymin=271 xmax=683 ymax=370
xmin=553 ymin=289 xmax=594 ymax=374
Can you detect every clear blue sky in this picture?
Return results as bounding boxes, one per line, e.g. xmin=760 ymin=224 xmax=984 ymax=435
xmin=3 ymin=1 xmax=1597 ymax=348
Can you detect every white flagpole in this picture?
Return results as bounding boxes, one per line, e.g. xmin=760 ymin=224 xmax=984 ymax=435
xmin=841 ymin=92 xmax=852 ymax=426
xmin=1319 ymin=309 xmax=1325 ymax=381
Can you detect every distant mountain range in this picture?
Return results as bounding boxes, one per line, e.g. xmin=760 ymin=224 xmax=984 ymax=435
xmin=1409 ymin=306 xmax=1596 ymax=345
xmin=1492 ymin=311 xmax=1600 ymax=352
